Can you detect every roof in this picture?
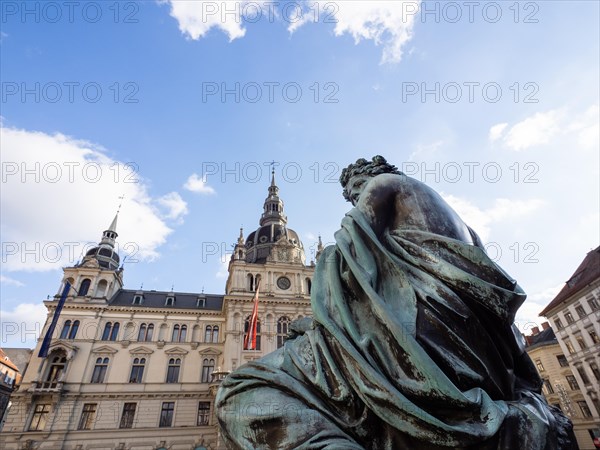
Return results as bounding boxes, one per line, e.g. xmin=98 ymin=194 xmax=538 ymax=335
xmin=540 ymin=246 xmax=600 ymax=316
xmin=525 ymin=327 xmax=557 ymax=350
xmin=1 ymin=348 xmax=32 ymax=374
xmin=108 ymin=289 xmax=224 ymax=311
xmin=0 ymin=348 xmax=20 ymax=372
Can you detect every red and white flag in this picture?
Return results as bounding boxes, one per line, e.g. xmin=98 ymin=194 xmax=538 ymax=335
xmin=244 ymin=279 xmax=260 ymax=350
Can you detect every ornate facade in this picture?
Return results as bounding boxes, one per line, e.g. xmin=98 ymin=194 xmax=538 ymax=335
xmin=540 ymin=246 xmax=600 ymax=449
xmin=0 ymin=175 xmax=316 ymax=450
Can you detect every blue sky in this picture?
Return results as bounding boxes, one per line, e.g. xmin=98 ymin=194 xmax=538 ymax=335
xmin=1 ymin=1 xmax=599 ymax=348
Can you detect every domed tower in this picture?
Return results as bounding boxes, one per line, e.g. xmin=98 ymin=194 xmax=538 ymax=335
xmin=224 ymin=170 xmax=315 ymax=366
xmin=56 ymin=212 xmax=124 ymax=302
xmin=244 ymin=170 xmax=306 ymax=265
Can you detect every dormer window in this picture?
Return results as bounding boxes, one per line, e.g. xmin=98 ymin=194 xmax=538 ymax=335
xmin=165 ymin=296 xmax=175 ymax=307
xmin=132 ymin=295 xmax=143 ymax=305
xmin=197 ymin=297 xmax=206 ymax=308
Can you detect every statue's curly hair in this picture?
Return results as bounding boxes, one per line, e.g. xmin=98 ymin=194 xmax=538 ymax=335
xmin=340 ymin=155 xmax=402 ymax=202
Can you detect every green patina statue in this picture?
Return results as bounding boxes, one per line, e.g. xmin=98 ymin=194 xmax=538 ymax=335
xmin=216 ymin=156 xmax=577 ymax=449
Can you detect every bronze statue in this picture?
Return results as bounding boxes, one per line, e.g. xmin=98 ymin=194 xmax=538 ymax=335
xmin=217 ymin=156 xmax=577 ymax=449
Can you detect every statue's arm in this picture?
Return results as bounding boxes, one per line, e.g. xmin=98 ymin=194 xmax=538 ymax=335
xmin=355 ymin=173 xmax=402 ymax=237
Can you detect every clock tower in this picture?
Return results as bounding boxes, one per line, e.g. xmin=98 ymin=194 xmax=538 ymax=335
xmin=223 ymin=171 xmax=315 ymax=370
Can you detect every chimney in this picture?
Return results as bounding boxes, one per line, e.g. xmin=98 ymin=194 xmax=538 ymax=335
xmin=541 ymin=322 xmax=550 ymax=330
xmin=532 ymin=327 xmax=540 ymax=335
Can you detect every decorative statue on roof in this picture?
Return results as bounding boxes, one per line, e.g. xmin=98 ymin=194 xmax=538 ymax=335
xmin=216 ymin=156 xmax=577 ymax=449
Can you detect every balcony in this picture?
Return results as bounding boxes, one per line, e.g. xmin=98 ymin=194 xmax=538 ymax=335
xmin=28 ymin=380 xmax=65 ymax=393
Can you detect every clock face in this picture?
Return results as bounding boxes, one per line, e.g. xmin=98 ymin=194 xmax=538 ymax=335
xmin=277 ymin=276 xmax=291 ymax=290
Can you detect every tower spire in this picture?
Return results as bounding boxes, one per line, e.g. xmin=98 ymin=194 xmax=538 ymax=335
xmin=260 ymin=170 xmax=287 ymax=227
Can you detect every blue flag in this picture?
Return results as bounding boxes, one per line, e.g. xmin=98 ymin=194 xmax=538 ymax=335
xmin=38 ymin=281 xmax=71 ymax=358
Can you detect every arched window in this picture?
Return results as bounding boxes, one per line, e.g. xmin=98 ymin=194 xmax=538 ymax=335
xmin=277 ymin=316 xmax=291 ymax=349
xmin=247 ymin=274 xmax=254 ymax=291
xmin=138 ymin=323 xmax=154 ymax=342
xmin=91 ymin=357 xmax=109 ymax=383
xmin=79 ymin=278 xmax=91 ymax=297
xmin=110 ymin=322 xmax=120 ymax=341
xmin=95 ymin=279 xmax=108 ymax=297
xmin=101 ymin=322 xmax=112 ymax=341
xmin=60 ymin=320 xmax=72 ymax=339
xmin=212 ymin=326 xmax=219 ymax=343
xmin=244 ymin=316 xmax=261 ymax=350
xmin=129 ymin=357 xmax=146 ymax=383
xmin=166 ymin=358 xmax=181 ymax=383
xmin=201 ymin=358 xmax=215 ymax=383
xmin=172 ymin=325 xmax=187 ymax=342
xmin=68 ymin=320 xmax=79 ymax=339
xmin=44 ymin=352 xmax=67 ymax=388
xmin=205 ymin=326 xmax=212 ymax=343
xmin=305 ymin=277 xmax=312 ymax=295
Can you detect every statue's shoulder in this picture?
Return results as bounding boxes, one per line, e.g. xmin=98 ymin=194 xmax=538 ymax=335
xmin=366 ymin=173 xmax=425 ymax=198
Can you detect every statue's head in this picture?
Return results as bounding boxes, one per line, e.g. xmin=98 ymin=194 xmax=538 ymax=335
xmin=340 ymin=155 xmax=402 ymax=203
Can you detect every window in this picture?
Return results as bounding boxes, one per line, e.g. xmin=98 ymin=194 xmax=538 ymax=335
xmin=578 ymin=401 xmax=593 ymax=418
xmin=172 ymin=324 xmax=187 ymax=342
xmin=159 ymin=402 xmax=174 ymax=427
xmin=204 ymin=325 xmax=219 ymax=343
xmin=575 ymin=305 xmax=587 ymax=319
xmin=535 ymin=359 xmax=545 ymax=372
xmin=44 ymin=354 xmax=66 ymax=388
xmin=306 ymin=278 xmax=312 ymax=295
xmin=201 ymin=358 xmax=215 ymax=383
xmin=166 ymin=358 xmax=181 ymax=383
xmin=243 ymin=316 xmax=261 ymax=350
xmin=588 ymin=329 xmax=600 ymax=344
xmin=78 ymin=403 xmax=97 ymax=430
xmin=197 ymin=297 xmax=205 ymax=308
xmin=554 ymin=318 xmax=564 ymax=330
xmin=133 ymin=295 xmax=143 ymax=305
xmin=91 ymin=357 xmax=109 ymax=383
xmin=565 ymin=341 xmax=576 ymax=354
xmin=590 ymin=363 xmax=600 ymax=381
xmin=588 ymin=298 xmax=599 ymax=311
xmin=565 ymin=312 xmax=575 ymax=324
xmin=577 ymin=366 xmax=591 ymax=385
xmin=247 ymin=274 xmax=255 ymax=291
xmin=59 ymin=320 xmax=79 ymax=340
xmin=566 ymin=375 xmax=580 ymax=390
xmin=79 ymin=278 xmax=91 ymax=296
xmin=576 ymin=335 xmax=588 ymax=350
xmin=101 ymin=322 xmax=120 ymax=341
xmin=277 ymin=316 xmax=291 ymax=349
xmin=542 ymin=378 xmax=554 ymax=395
xmin=197 ymin=402 xmax=210 ymax=426
xmin=165 ymin=296 xmax=175 ymax=306
xmin=137 ymin=323 xmax=154 ymax=341
xmin=29 ymin=404 xmax=51 ymax=431
xmin=120 ymin=403 xmax=137 ymax=429
xmin=129 ymin=357 xmax=146 ymax=383
xmin=557 ymin=355 xmax=569 ymax=367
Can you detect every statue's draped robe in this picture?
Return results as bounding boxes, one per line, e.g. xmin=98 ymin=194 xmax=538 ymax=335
xmin=217 ymin=209 xmax=575 ymax=449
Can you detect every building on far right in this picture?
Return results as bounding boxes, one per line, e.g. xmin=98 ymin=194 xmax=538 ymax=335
xmin=540 ymin=246 xmax=600 ymax=449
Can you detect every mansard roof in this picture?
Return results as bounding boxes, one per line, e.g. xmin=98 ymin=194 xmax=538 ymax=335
xmin=540 ymin=246 xmax=600 ymax=316
xmin=108 ymin=289 xmax=223 ymax=310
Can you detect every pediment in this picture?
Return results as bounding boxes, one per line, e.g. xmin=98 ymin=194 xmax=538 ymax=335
xmin=164 ymin=346 xmax=189 ymax=355
xmin=92 ymin=345 xmax=118 ymax=354
xmin=50 ymin=340 xmax=78 ymax=352
xmin=198 ymin=347 xmax=222 ymax=356
xmin=129 ymin=346 xmax=154 ymax=355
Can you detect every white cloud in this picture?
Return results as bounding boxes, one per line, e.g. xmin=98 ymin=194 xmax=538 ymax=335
xmin=162 ymin=1 xmax=420 ymax=64
xmin=1 ymin=125 xmax=175 ymax=272
xmin=0 ymin=302 xmax=47 ymax=348
xmin=514 ymin=283 xmax=564 ymax=331
xmin=442 ymin=194 xmax=544 ymax=242
xmin=184 ymin=173 xmax=216 ymax=194
xmin=157 ymin=192 xmax=189 ymax=222
xmin=163 ymin=0 xmax=248 ymax=41
xmin=489 ymin=122 xmax=508 ymax=141
xmin=328 ymin=1 xmax=421 ymax=64
xmin=0 ymin=275 xmax=25 ymax=287
xmin=491 ymin=105 xmax=599 ymax=151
